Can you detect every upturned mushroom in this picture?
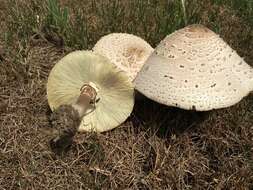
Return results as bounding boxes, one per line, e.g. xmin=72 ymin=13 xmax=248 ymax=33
xmin=134 ymin=24 xmax=253 ymax=111
xmin=47 ymin=50 xmax=134 ymax=135
xmin=93 ymin=33 xmax=154 ymax=81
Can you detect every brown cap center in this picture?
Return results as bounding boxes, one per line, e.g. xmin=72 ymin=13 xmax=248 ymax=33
xmin=185 ymin=24 xmax=214 ymax=38
xmin=122 ymin=47 xmax=145 ymax=66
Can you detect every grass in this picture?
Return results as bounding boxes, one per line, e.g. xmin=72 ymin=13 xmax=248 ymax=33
xmin=5 ymin=0 xmax=251 ymax=50
xmin=0 ymin=0 xmax=252 ymax=189
xmin=211 ymin=0 xmax=253 ymax=25
xmin=4 ymin=0 xmax=193 ymax=49
xmin=44 ymin=0 xmax=89 ymax=48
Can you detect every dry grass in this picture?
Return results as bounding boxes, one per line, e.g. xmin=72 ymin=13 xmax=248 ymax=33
xmin=0 ymin=0 xmax=252 ymax=189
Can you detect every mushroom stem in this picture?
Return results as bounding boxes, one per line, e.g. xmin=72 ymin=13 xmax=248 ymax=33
xmin=50 ymin=84 xmax=98 ymax=154
xmin=73 ymin=83 xmax=98 ymax=117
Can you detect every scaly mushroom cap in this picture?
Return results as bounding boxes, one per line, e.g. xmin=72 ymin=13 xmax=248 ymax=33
xmin=47 ymin=51 xmax=134 ymax=132
xmin=93 ymin=33 xmax=154 ymax=81
xmin=134 ymin=24 xmax=253 ymax=111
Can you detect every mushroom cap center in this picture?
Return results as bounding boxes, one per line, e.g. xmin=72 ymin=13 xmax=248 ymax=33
xmin=122 ymin=47 xmax=145 ymax=66
xmin=184 ymin=24 xmax=214 ymax=38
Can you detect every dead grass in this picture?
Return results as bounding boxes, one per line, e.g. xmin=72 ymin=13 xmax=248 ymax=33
xmin=0 ymin=0 xmax=252 ymax=189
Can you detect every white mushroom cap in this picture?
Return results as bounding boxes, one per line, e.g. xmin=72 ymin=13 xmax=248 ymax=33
xmin=93 ymin=33 xmax=154 ymax=81
xmin=47 ymin=51 xmax=134 ymax=132
xmin=134 ymin=24 xmax=253 ymax=111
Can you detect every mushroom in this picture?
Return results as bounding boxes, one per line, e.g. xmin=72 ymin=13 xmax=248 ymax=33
xmin=47 ymin=50 xmax=134 ymax=135
xmin=93 ymin=33 xmax=154 ymax=81
xmin=134 ymin=24 xmax=253 ymax=111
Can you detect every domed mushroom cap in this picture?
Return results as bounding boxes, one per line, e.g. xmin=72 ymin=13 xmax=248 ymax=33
xmin=47 ymin=51 xmax=134 ymax=132
xmin=134 ymin=24 xmax=253 ymax=111
xmin=93 ymin=33 xmax=154 ymax=81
